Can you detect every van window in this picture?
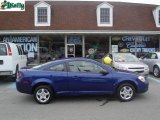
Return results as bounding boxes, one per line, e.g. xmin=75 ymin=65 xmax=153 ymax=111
xmin=0 ymin=44 xmax=7 ymax=56
xmin=16 ymin=45 xmax=21 ymax=55
xmin=16 ymin=45 xmax=24 ymax=55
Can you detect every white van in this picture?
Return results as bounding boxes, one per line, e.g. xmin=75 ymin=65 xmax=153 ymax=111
xmin=0 ymin=42 xmax=27 ymax=81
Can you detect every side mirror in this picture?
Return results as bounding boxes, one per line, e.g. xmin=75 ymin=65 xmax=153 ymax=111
xmin=100 ymin=70 xmax=109 ymax=75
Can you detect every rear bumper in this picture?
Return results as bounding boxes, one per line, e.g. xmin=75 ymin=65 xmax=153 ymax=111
xmin=16 ymin=81 xmax=32 ymax=94
xmin=0 ymin=71 xmax=13 ymax=76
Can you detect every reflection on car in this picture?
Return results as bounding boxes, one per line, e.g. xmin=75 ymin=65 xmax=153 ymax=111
xmin=103 ymin=53 xmax=149 ymax=76
xmin=140 ymin=52 xmax=160 ymax=77
xmin=16 ymin=58 xmax=149 ymax=104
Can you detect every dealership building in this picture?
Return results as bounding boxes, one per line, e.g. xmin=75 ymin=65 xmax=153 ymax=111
xmin=0 ymin=0 xmax=160 ymax=63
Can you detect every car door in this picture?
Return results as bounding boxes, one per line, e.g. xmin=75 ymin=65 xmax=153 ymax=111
xmin=19 ymin=46 xmax=27 ymax=67
xmin=142 ymin=53 xmax=157 ymax=72
xmin=44 ymin=63 xmax=69 ymax=92
xmin=67 ymin=60 xmax=114 ymax=94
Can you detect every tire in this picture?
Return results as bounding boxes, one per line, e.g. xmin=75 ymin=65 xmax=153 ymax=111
xmin=153 ymin=66 xmax=160 ymax=77
xmin=117 ymin=83 xmax=135 ymax=102
xmin=12 ymin=66 xmax=18 ymax=81
xmin=34 ymin=85 xmax=53 ymax=104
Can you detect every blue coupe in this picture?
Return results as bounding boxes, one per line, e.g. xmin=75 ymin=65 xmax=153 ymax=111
xmin=16 ymin=58 xmax=149 ymax=104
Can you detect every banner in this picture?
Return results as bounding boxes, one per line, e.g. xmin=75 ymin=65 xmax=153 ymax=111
xmin=0 ymin=0 xmax=25 ymax=11
xmin=1 ymin=36 xmax=38 ymax=53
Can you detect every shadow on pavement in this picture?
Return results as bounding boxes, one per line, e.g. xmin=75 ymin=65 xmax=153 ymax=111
xmin=0 ymin=76 xmax=15 ymax=83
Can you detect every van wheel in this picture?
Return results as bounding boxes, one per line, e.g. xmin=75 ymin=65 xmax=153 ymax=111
xmin=12 ymin=66 xmax=18 ymax=81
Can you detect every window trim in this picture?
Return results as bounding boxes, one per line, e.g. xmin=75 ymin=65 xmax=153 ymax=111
xmin=34 ymin=1 xmax=51 ymax=26
xmin=67 ymin=60 xmax=107 ymax=74
xmin=153 ymin=6 xmax=160 ymax=27
xmin=97 ymin=2 xmax=113 ymax=27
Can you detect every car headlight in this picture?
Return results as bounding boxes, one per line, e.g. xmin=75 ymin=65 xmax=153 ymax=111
xmin=138 ymin=76 xmax=145 ymax=82
xmin=144 ymin=67 xmax=149 ymax=71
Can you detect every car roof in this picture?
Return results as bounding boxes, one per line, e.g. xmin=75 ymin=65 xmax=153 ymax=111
xmin=53 ymin=57 xmax=95 ymax=63
xmin=111 ymin=53 xmax=132 ymax=55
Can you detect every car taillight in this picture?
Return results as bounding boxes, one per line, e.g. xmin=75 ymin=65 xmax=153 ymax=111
xmin=17 ymin=71 xmax=22 ymax=80
xmin=8 ymin=48 xmax=12 ymax=56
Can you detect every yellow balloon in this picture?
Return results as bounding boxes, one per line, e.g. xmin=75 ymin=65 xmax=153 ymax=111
xmin=104 ymin=56 xmax=112 ymax=65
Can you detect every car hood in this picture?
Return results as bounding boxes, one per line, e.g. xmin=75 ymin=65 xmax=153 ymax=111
xmin=115 ymin=62 xmax=148 ymax=68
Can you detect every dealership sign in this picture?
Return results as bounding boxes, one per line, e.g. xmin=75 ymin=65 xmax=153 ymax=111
xmin=112 ymin=36 xmax=159 ymax=53
xmin=0 ymin=0 xmax=25 ymax=11
xmin=1 ymin=36 xmax=38 ymax=52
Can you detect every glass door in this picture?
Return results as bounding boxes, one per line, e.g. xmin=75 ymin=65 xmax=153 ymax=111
xmin=67 ymin=44 xmax=75 ymax=58
xmin=66 ymin=35 xmax=83 ymax=58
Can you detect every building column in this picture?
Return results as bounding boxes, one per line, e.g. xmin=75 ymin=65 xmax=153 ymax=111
xmin=65 ymin=35 xmax=67 ymax=58
xmin=37 ymin=35 xmax=40 ymax=64
xmin=82 ymin=35 xmax=85 ymax=57
xmin=109 ymin=35 xmax=112 ymax=53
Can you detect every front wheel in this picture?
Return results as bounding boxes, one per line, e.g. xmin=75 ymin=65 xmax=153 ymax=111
xmin=153 ymin=66 xmax=160 ymax=77
xmin=34 ymin=85 xmax=54 ymax=104
xmin=117 ymin=83 xmax=135 ymax=102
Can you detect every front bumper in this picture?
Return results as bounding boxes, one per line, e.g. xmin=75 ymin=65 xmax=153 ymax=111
xmin=137 ymin=79 xmax=149 ymax=93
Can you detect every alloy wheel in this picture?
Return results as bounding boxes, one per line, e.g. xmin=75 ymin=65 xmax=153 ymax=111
xmin=153 ymin=66 xmax=160 ymax=77
xmin=34 ymin=85 xmax=53 ymax=104
xmin=117 ymin=83 xmax=135 ymax=102
xmin=119 ymin=86 xmax=134 ymax=100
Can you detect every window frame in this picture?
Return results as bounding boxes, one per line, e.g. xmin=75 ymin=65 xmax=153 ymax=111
xmin=0 ymin=44 xmax=7 ymax=56
xmin=67 ymin=60 xmax=108 ymax=74
xmin=153 ymin=6 xmax=160 ymax=27
xmin=100 ymin=8 xmax=110 ymax=24
xmin=44 ymin=63 xmax=67 ymax=72
xmin=34 ymin=1 xmax=51 ymax=26
xmin=97 ymin=2 xmax=113 ymax=27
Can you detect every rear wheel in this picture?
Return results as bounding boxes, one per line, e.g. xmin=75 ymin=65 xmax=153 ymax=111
xmin=153 ymin=66 xmax=160 ymax=77
xmin=34 ymin=85 xmax=54 ymax=104
xmin=12 ymin=66 xmax=18 ymax=81
xmin=117 ymin=83 xmax=135 ymax=102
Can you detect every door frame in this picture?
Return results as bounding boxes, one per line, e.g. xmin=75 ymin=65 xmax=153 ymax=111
xmin=66 ymin=44 xmax=75 ymax=58
xmin=65 ymin=35 xmax=85 ymax=58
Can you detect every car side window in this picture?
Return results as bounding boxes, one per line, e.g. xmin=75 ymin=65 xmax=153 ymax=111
xmin=150 ymin=53 xmax=158 ymax=59
xmin=144 ymin=53 xmax=151 ymax=59
xmin=68 ymin=61 xmax=106 ymax=74
xmin=47 ymin=64 xmax=65 ymax=71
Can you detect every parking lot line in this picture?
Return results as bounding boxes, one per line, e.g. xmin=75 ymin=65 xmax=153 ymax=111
xmin=8 ymin=83 xmax=16 ymax=89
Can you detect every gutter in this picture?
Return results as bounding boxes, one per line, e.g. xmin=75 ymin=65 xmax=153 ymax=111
xmin=0 ymin=30 xmax=160 ymax=35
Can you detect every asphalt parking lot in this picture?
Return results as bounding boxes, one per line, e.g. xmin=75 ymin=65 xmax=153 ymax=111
xmin=0 ymin=75 xmax=160 ymax=120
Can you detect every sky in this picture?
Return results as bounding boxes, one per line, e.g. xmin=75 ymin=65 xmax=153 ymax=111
xmin=45 ymin=0 xmax=160 ymax=5
xmin=25 ymin=0 xmax=160 ymax=5
xmin=104 ymin=0 xmax=160 ymax=5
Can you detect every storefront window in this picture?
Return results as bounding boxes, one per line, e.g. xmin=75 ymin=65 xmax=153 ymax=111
xmin=0 ymin=35 xmax=38 ymax=64
xmin=85 ymin=35 xmax=109 ymax=60
xmin=111 ymin=36 xmax=159 ymax=58
xmin=39 ymin=35 xmax=65 ymax=62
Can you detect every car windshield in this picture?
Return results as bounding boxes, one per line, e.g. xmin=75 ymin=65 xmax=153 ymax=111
xmin=0 ymin=44 xmax=7 ymax=56
xmin=114 ymin=53 xmax=139 ymax=62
